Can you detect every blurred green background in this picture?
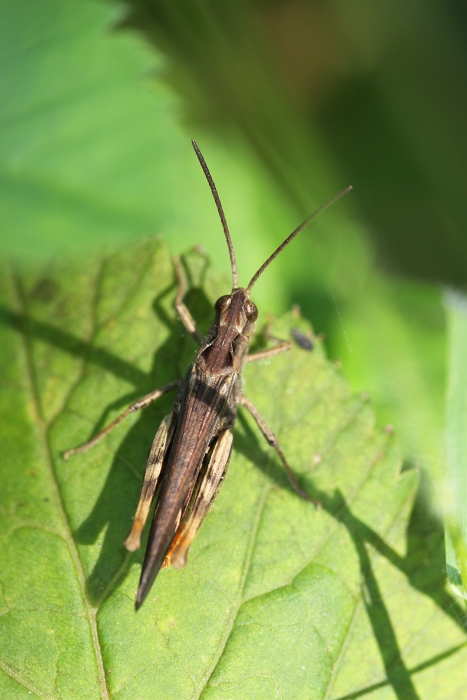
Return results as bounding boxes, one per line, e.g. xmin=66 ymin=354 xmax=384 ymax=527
xmin=1 ymin=0 xmax=466 ymax=508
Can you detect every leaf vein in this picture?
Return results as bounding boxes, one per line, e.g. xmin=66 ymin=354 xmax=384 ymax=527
xmin=0 ymin=659 xmax=48 ymax=699
xmin=10 ymin=269 xmax=110 ymax=700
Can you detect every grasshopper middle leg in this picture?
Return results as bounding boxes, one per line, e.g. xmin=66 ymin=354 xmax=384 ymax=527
xmin=63 ymin=381 xmax=180 ymax=459
xmin=64 ymin=257 xmax=200 ymax=462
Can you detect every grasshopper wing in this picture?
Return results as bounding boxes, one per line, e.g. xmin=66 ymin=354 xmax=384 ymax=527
xmin=168 ymin=428 xmax=233 ymax=569
xmin=135 ymin=367 xmax=236 ymax=609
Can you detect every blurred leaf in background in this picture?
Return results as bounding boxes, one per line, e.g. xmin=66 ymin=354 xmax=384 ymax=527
xmin=0 ymin=0 xmax=220 ymax=259
xmin=120 ymin=0 xmax=467 ymax=499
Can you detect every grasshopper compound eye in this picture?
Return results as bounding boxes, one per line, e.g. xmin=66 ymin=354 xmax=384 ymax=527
xmin=215 ymin=295 xmax=232 ymax=313
xmin=244 ymin=300 xmax=258 ymax=322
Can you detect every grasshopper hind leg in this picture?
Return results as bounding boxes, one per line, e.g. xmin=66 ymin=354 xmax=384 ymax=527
xmin=124 ymin=412 xmax=176 ymax=552
xmin=239 ymin=394 xmax=320 ymax=506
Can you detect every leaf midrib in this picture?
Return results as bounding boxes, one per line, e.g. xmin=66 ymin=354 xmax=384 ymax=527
xmin=193 ymin=481 xmax=272 ymax=699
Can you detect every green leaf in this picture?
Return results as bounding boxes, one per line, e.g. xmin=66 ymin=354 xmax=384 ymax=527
xmin=1 ymin=240 xmax=466 ymax=700
xmin=444 ymin=290 xmax=467 ymax=601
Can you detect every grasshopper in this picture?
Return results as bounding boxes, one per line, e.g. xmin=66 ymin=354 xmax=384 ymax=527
xmin=64 ymin=141 xmax=351 ymax=609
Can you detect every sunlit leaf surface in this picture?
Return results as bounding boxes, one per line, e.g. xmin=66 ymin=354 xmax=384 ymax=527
xmin=0 ymin=242 xmax=465 ymax=699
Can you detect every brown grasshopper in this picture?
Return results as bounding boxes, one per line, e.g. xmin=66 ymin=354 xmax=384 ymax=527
xmin=64 ymin=141 xmax=351 ymax=609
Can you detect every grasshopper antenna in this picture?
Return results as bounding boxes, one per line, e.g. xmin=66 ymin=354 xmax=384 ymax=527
xmin=247 ymin=185 xmax=352 ymax=293
xmin=192 ymin=140 xmax=239 ymax=288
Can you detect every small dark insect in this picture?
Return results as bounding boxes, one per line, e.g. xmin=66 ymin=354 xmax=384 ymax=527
xmin=64 ymin=141 xmax=351 ymax=610
xmin=291 ymin=328 xmax=314 ymax=351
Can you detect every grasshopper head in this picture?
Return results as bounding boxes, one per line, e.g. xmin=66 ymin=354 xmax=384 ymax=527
xmin=214 ymin=288 xmax=258 ymax=337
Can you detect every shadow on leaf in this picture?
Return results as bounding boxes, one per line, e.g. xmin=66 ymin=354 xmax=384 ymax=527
xmin=73 ymin=276 xmax=214 ymax=605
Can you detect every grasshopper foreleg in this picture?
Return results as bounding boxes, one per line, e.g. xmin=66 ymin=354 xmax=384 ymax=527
xmin=239 ymin=394 xmax=319 ymax=505
xmin=173 ymin=255 xmax=203 ymax=344
xmin=63 ymin=381 xmax=180 ymax=459
xmin=125 ymin=412 xmax=177 ymax=552
xmin=247 ymin=342 xmax=291 ymax=363
xmin=246 ymin=320 xmax=292 ymax=363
